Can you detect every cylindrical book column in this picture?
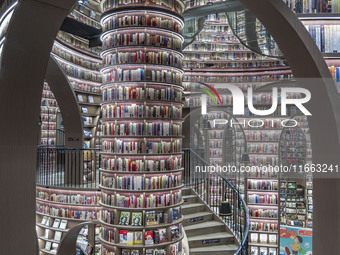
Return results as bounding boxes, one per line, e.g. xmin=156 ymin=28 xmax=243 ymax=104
xmin=99 ymin=1 xmax=185 ymax=254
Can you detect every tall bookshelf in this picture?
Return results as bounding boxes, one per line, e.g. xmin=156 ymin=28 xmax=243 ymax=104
xmin=279 ymin=117 xmax=310 ymax=229
xmin=40 ymin=82 xmax=59 ymax=147
xmin=99 ymin=1 xmax=185 ymax=254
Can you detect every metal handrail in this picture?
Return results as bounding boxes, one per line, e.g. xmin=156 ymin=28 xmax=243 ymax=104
xmin=183 ymin=147 xmax=250 ymax=255
xmin=36 ymin=147 xmax=100 ymax=189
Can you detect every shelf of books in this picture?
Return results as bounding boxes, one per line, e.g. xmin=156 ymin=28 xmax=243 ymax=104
xmin=52 ymin=7 xmax=103 ymax=149
xmin=284 ymin=0 xmax=340 ymax=14
xmin=247 ymin=177 xmax=279 ymax=255
xmin=69 ymin=2 xmax=101 ymax=29
xmin=296 ymin=10 xmax=340 ymax=92
xmin=279 ymin=120 xmax=308 ymax=229
xmin=305 ymin=175 xmax=313 ymax=229
xmin=183 ymin=14 xmax=288 ymax=72
xmin=40 ymin=82 xmax=59 ymax=147
xmin=36 ymin=186 xmax=101 ymax=255
xmin=280 ymin=180 xmax=307 ymax=228
xmin=98 ymin=1 xmax=184 ymax=254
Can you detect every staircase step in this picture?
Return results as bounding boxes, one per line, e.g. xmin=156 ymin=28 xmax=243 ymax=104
xmin=182 ymin=203 xmax=205 ymax=214
xmin=188 ymin=232 xmax=234 ymax=248
xmin=182 ymin=188 xmax=192 ymax=196
xmin=182 ymin=211 xmax=214 ymax=226
xmin=184 ymin=221 xmax=225 ymax=236
xmin=189 ymin=244 xmax=239 ymax=255
xmin=183 ymin=194 xmax=198 ymax=204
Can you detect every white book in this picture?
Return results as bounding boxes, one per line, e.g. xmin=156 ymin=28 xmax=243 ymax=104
xmin=59 ymin=220 xmax=68 ymax=229
xmin=52 ymin=219 xmax=61 ymax=228
xmin=54 ymin=231 xmax=62 ymax=241
xmin=45 ymin=217 xmax=51 ymax=227
xmin=41 ymin=216 xmax=48 ymax=225
xmin=44 ymin=229 xmax=49 ymax=239
xmin=45 ymin=241 xmax=52 ymax=251
xmin=127 ymin=232 xmax=134 ymax=245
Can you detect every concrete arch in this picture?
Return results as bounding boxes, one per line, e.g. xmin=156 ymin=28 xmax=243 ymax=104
xmin=46 ymin=55 xmax=83 ymax=148
xmin=57 ymin=221 xmax=99 ymax=255
xmin=0 ymin=1 xmax=76 ymax=254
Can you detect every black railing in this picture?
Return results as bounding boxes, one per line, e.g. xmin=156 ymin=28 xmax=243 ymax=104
xmin=36 ymin=147 xmax=100 ymax=189
xmin=183 ymin=148 xmax=250 ymax=255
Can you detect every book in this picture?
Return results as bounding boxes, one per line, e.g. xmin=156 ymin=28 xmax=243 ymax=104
xmin=81 ymin=107 xmax=88 ymax=114
xmin=145 ymin=231 xmax=154 ymax=245
xmin=119 ymin=211 xmax=131 ymax=225
xmin=171 ymin=225 xmax=180 ymax=240
xmin=44 ymin=229 xmax=49 ymax=239
xmin=163 ymin=213 xmax=168 ymax=223
xmin=84 ymin=243 xmax=93 ymax=255
xmin=131 ymin=212 xmax=142 ymax=226
xmin=45 ymin=217 xmax=51 ymax=227
xmin=156 ymin=212 xmax=163 ymax=224
xmin=158 ymin=228 xmax=168 ymax=243
xmin=145 ymin=211 xmax=157 ymax=226
xmin=120 ymin=230 xmax=128 ymax=243
xmin=84 ymin=141 xmax=90 ymax=148
xmin=77 ymin=94 xmax=83 ymax=102
xmin=134 ymin=231 xmax=143 ymax=245
xmin=127 ymin=231 xmax=134 ymax=245
xmin=88 ymin=95 xmax=94 ymax=103
xmin=122 ymin=249 xmax=130 ymax=255
xmin=146 ymin=249 xmax=154 ymax=255
xmin=153 ymin=230 xmax=160 ymax=244
xmin=51 ymin=243 xmax=59 ymax=252
xmin=131 ymin=250 xmax=140 ymax=255
xmin=52 ymin=219 xmax=61 ymax=228
xmin=172 ymin=207 xmax=181 ymax=221
xmin=154 ymin=249 xmax=166 ymax=255
xmin=41 ymin=216 xmax=48 ymax=225
xmin=45 ymin=241 xmax=52 ymax=251
xmin=59 ymin=220 xmax=67 ymax=229
xmin=54 ymin=231 xmax=62 ymax=241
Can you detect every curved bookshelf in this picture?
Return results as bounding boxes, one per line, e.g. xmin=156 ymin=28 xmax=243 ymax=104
xmin=99 ymin=168 xmax=184 ymax=175
xmin=99 ymin=200 xmax=184 ymax=212
xmin=99 ymin=1 xmax=184 ymax=254
xmin=36 ymin=185 xmax=101 ymax=255
xmin=99 ymin=185 xmax=185 ymax=194
xmin=99 ymin=216 xmax=183 ymax=230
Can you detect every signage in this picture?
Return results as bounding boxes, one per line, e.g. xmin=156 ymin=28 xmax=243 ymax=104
xmin=202 ymin=239 xmax=220 ymax=245
xmin=190 ymin=216 xmax=203 ymax=223
xmin=68 ymin=137 xmax=79 ymax=141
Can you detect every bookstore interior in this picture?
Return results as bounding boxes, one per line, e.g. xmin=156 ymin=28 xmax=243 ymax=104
xmin=1 ymin=0 xmax=340 ymax=255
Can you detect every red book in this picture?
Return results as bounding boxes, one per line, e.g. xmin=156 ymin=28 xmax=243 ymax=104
xmin=145 ymin=231 xmax=154 ymax=245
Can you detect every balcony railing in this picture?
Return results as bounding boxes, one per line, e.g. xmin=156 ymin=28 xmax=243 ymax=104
xmin=36 ymin=147 xmax=100 ymax=189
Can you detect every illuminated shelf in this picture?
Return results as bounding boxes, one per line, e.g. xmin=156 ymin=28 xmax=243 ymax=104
xmin=99 ymin=184 xmax=184 ymax=193
xmin=36 ymin=212 xmax=97 ymax=222
xmin=99 ymin=216 xmax=183 ymax=229
xmin=99 ymin=200 xmax=184 ymax=211
xmin=36 ymin=198 xmax=99 ymax=207
xmin=99 ymin=168 xmax=184 ymax=175
xmin=36 ymin=223 xmax=69 ymax=232
xmin=99 ymin=234 xmax=184 ymax=249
